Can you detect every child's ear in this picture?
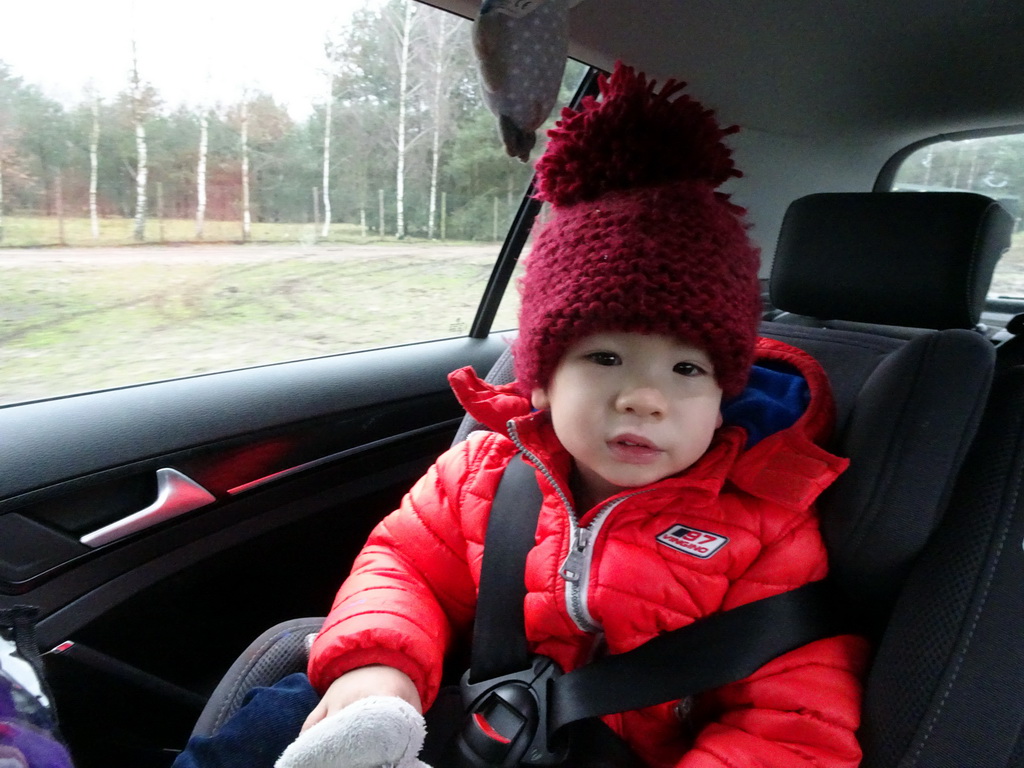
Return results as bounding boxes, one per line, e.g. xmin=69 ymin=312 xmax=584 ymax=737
xmin=531 ymin=387 xmax=551 ymax=410
xmin=716 ymin=410 xmax=724 ymax=429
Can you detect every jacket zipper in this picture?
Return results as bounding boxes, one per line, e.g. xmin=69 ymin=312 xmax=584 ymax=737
xmin=507 ymin=421 xmax=650 ymax=634
xmin=559 ymin=497 xmax=633 ymax=632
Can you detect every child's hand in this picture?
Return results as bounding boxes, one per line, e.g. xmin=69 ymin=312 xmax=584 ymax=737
xmin=302 ymin=665 xmax=422 ymax=732
xmin=279 ymin=695 xmax=430 ymax=768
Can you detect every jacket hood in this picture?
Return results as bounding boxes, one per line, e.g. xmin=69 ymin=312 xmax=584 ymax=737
xmin=447 ymin=337 xmax=848 ymax=512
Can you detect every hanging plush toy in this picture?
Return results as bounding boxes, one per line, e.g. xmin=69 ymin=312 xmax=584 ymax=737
xmin=274 ymin=696 xmax=431 ymax=768
xmin=472 ymin=0 xmax=569 ymax=161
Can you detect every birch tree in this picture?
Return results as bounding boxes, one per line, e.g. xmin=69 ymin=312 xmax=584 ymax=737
xmin=89 ymin=92 xmax=100 ymax=238
xmin=0 ymin=98 xmax=6 ymax=242
xmin=131 ymin=40 xmax=149 ymax=242
xmin=392 ymin=0 xmax=417 ymax=239
xmin=321 ymin=69 xmax=333 ymax=239
xmin=224 ymin=93 xmax=294 ymax=227
xmin=0 ymin=67 xmax=13 ymax=243
xmin=196 ymin=108 xmax=208 ymax=238
xmin=325 ymin=1 xmax=434 ymax=237
xmin=423 ymin=11 xmax=461 ymax=239
xmin=240 ymin=94 xmax=251 ymax=241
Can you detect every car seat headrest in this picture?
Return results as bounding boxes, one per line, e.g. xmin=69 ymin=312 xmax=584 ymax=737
xmin=770 ymin=192 xmax=1014 ymax=330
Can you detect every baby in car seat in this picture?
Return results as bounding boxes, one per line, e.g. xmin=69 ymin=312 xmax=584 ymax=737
xmin=300 ymin=61 xmax=868 ymax=768
xmin=174 ymin=62 xmax=868 ymax=768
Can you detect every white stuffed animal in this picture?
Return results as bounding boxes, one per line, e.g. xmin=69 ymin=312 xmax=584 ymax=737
xmin=274 ymin=696 xmax=432 ymax=768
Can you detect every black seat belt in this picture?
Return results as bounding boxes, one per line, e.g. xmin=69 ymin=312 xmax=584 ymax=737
xmin=455 ymin=453 xmax=855 ymax=766
xmin=470 ymin=453 xmax=545 ymax=683
xmin=548 ymin=578 xmax=847 ymax=729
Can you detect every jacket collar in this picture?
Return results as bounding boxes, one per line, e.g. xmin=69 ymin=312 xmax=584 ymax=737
xmin=447 ymin=338 xmax=849 ymax=512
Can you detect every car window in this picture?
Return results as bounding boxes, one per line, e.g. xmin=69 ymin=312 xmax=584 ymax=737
xmin=0 ymin=0 xmax=586 ymax=406
xmin=892 ymin=134 xmax=1024 ymax=300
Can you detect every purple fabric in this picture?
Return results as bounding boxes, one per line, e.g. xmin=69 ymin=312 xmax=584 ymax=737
xmin=0 ymin=720 xmax=74 ymax=768
xmin=0 ymin=668 xmax=73 ymax=768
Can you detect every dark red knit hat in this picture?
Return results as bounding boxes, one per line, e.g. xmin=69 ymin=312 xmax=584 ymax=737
xmin=513 ymin=63 xmax=762 ymax=399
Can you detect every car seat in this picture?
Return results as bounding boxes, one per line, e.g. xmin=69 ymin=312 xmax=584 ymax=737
xmin=186 ymin=191 xmax=1013 ymax=767
xmin=769 ymin=191 xmax=1012 ymax=339
xmin=858 ymin=360 xmax=1024 ymax=766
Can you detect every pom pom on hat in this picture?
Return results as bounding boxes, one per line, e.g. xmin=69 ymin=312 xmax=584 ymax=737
xmin=513 ymin=62 xmax=762 ymax=399
xmin=534 ymin=64 xmax=741 ymax=208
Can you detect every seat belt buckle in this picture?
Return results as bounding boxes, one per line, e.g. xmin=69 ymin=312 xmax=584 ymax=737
xmin=456 ymin=655 xmax=569 ymax=767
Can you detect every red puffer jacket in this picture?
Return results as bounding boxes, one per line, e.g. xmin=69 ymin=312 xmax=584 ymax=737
xmin=309 ymin=338 xmax=869 ymax=768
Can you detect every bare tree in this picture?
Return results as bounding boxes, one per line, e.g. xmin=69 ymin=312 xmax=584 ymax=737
xmin=131 ymin=40 xmax=149 ymax=242
xmin=0 ymin=80 xmax=14 ymax=244
xmin=393 ymin=0 xmax=416 ymax=239
xmin=423 ymin=11 xmax=460 ymax=239
xmin=196 ymin=109 xmax=208 ymax=239
xmin=321 ymin=70 xmax=333 ymax=239
xmin=240 ymin=95 xmax=251 ymax=241
xmin=89 ymin=92 xmax=100 ymax=239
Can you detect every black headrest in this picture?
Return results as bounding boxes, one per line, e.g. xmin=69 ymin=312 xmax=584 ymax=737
xmin=770 ymin=192 xmax=1014 ymax=329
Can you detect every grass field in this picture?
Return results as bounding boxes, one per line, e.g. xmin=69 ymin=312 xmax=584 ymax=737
xmin=0 ymin=240 xmax=520 ymax=405
xmin=2 ymin=222 xmax=1021 ymax=407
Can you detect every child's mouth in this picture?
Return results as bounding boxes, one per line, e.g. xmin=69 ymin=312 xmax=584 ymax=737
xmin=609 ymin=435 xmax=661 ymax=463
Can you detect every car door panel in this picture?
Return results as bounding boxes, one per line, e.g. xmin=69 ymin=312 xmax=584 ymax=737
xmin=0 ymin=333 xmax=507 ymax=767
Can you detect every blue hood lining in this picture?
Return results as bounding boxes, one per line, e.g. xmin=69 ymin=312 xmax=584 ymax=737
xmin=722 ymin=363 xmax=810 ymax=448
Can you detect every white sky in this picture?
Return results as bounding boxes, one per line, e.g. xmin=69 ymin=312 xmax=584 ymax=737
xmin=0 ymin=0 xmax=383 ymax=118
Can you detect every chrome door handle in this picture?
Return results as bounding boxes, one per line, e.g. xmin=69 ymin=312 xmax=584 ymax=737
xmin=80 ymin=468 xmax=216 ymax=547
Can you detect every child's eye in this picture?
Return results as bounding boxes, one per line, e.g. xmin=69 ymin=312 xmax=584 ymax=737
xmin=674 ymin=362 xmax=709 ymax=377
xmin=585 ymin=351 xmax=621 ymax=366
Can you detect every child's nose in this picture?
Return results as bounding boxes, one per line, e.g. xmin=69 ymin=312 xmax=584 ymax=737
xmin=615 ymin=385 xmax=667 ymax=417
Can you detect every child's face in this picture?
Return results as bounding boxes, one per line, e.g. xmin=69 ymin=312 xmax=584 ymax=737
xmin=531 ymin=332 xmax=724 ymax=509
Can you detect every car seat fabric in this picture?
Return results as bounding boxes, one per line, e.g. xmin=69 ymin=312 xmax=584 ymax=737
xmin=760 ymin=323 xmax=995 ymax=615
xmin=770 ymin=191 xmax=1013 ymax=332
xmin=175 ymin=673 xmax=318 ymax=768
xmin=191 ymin=618 xmax=323 ymax=738
xmin=859 ymin=366 xmax=1024 ymax=767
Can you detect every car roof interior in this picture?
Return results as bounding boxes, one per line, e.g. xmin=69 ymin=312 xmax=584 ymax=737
xmin=430 ymin=0 xmax=1024 ymax=266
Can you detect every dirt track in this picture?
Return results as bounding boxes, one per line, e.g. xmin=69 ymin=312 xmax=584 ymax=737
xmin=0 ymin=242 xmax=498 ymax=266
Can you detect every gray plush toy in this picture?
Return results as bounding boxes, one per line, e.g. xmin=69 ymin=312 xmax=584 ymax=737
xmin=274 ymin=696 xmax=432 ymax=768
xmin=472 ymin=0 xmax=569 ymax=161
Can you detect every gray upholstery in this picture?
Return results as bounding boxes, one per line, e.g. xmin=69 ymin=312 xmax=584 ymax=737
xmin=192 ymin=618 xmax=323 ymax=737
xmin=771 ymin=192 xmax=1014 ymax=331
xmin=859 ymin=366 xmax=1024 ymax=766
xmin=761 ymin=322 xmax=992 ymax=612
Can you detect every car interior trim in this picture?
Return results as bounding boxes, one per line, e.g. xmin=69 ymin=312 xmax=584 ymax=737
xmin=225 ymin=419 xmax=463 ymax=496
xmin=79 ymin=469 xmax=216 ymax=549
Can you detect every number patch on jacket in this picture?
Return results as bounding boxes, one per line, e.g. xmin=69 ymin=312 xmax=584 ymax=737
xmin=656 ymin=524 xmax=729 ymax=559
